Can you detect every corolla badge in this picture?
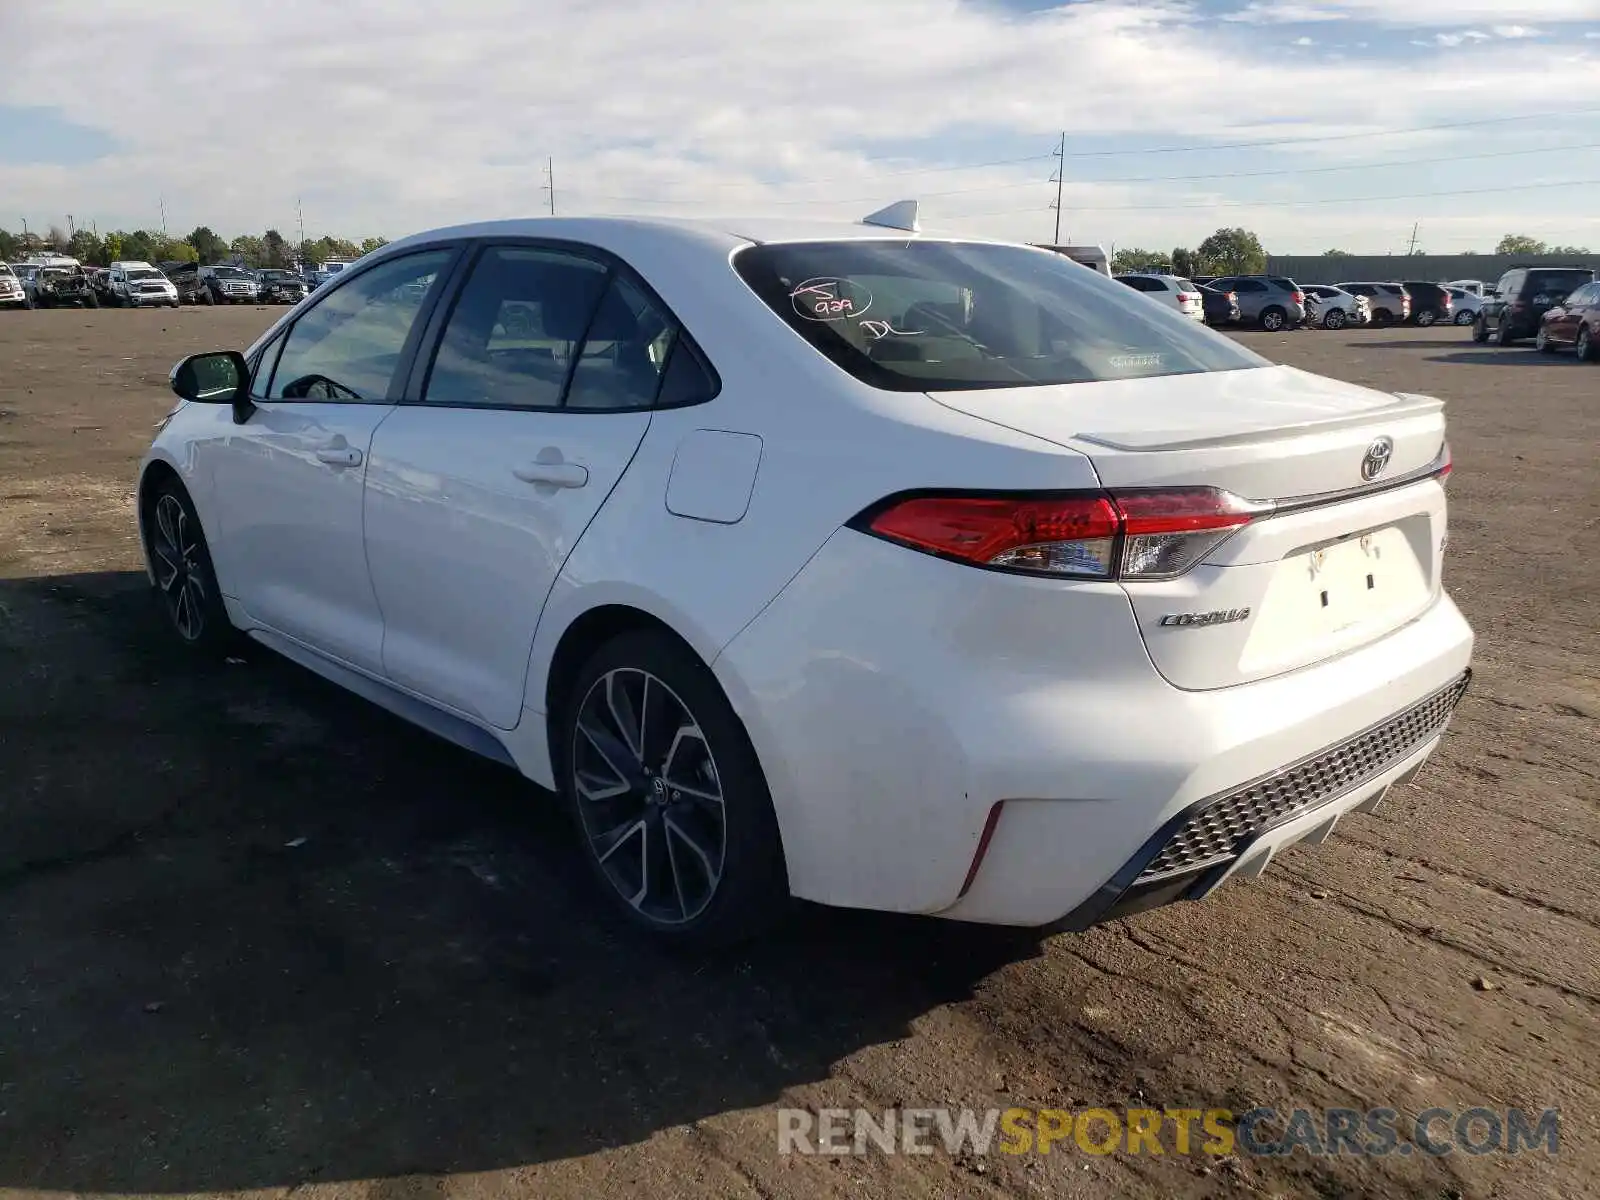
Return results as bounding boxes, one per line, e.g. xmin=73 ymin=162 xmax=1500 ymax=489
xmin=1159 ymin=608 xmax=1251 ymax=628
xmin=1361 ymin=436 xmax=1394 ymax=481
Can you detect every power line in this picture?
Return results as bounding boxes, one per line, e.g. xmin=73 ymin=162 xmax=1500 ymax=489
xmin=564 ymin=107 xmax=1600 ymax=202
xmin=1053 ymin=107 xmax=1600 ymax=158
xmin=936 ymin=178 xmax=1600 ymax=218
xmin=564 ymin=139 xmax=1600 ymax=209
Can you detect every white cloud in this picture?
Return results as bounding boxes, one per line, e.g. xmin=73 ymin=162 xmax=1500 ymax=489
xmin=1293 ymin=36 xmax=1314 ymax=45
xmin=1434 ymin=30 xmax=1492 ymax=46
xmin=1225 ymin=0 xmax=1597 ymax=25
xmin=1492 ymin=25 xmax=1542 ymax=38
xmin=1 ymin=0 xmax=1597 ymax=254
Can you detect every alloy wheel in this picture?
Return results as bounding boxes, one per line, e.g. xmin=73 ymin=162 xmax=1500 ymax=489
xmin=1579 ymin=326 xmax=1594 ymax=361
xmin=571 ymin=667 xmax=727 ymax=925
xmin=1417 ymin=310 xmax=1436 ymax=327
xmin=1261 ymin=311 xmax=1284 ymax=332
xmin=150 ymin=494 xmax=207 ymax=641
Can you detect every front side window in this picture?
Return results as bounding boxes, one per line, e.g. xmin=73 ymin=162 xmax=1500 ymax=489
xmin=268 ymin=249 xmax=451 ymax=401
xmin=734 ymin=241 xmax=1266 ymax=392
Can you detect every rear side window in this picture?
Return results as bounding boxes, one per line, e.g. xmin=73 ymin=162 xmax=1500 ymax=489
xmin=1117 ymin=276 xmax=1158 ymax=291
xmin=734 ymin=241 xmax=1267 ymax=391
xmin=1526 ymin=270 xmax=1594 ymax=299
xmin=1233 ymin=279 xmax=1267 ymax=293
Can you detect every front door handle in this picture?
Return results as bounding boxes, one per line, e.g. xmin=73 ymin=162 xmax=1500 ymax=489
xmin=315 ymin=445 xmax=363 ymax=467
xmin=513 ymin=461 xmax=589 ymax=489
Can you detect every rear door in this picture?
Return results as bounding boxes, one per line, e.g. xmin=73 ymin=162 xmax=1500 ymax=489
xmin=362 ymin=242 xmax=683 ymax=729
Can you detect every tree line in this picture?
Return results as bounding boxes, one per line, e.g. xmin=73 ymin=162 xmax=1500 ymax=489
xmin=1111 ymin=229 xmax=1592 ymax=276
xmin=0 ymin=224 xmax=389 ymax=269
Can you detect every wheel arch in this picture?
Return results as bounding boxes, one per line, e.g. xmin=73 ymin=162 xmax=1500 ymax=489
xmin=135 ymin=456 xmax=186 ymax=583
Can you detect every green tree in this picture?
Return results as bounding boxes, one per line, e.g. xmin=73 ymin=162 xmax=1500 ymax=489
xmin=1196 ymin=227 xmax=1267 ymax=275
xmin=262 ymin=229 xmax=287 ymax=267
xmin=118 ymin=230 xmax=156 ymax=262
xmin=1495 ymin=234 xmax=1546 ymax=256
xmin=359 ymin=236 xmax=389 ymax=256
xmin=1171 ymin=247 xmax=1197 ymax=278
xmin=67 ymin=229 xmax=103 ymax=264
xmin=101 ymin=231 xmax=124 ymax=263
xmin=230 ymin=234 xmax=265 ymax=266
xmin=1547 ymin=244 xmax=1591 ymax=256
xmin=154 ymin=237 xmax=199 ymax=264
xmin=1321 ymin=248 xmax=1351 ymax=257
xmin=1111 ymin=247 xmax=1171 ymax=274
xmin=0 ymin=229 xmax=19 ymax=260
xmin=186 ymin=225 xmax=228 ymax=264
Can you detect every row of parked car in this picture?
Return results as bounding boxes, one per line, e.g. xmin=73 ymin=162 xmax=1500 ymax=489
xmin=1113 ymin=272 xmax=1496 ymax=332
xmin=0 ymin=254 xmax=356 ymax=310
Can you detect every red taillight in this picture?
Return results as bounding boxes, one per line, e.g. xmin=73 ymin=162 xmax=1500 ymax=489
xmin=866 ymin=495 xmax=1119 ymax=576
xmin=1437 ymin=443 xmax=1452 ymax=483
xmin=1293 ymin=291 xmax=1304 ymax=304
xmin=1227 ymin=291 xmax=1237 ymax=303
xmin=861 ymin=488 xmax=1264 ymax=581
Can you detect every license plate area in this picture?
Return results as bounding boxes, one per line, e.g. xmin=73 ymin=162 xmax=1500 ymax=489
xmin=1240 ymin=525 xmax=1431 ymax=673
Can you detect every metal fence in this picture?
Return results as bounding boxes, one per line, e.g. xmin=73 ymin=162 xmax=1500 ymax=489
xmin=1263 ymin=253 xmax=1600 ymax=286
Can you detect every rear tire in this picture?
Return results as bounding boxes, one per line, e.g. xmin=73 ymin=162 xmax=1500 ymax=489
xmin=1415 ymin=309 xmax=1436 ymax=327
xmin=1472 ymin=316 xmax=1489 ymax=343
xmin=1323 ymin=307 xmax=1347 ymax=330
xmin=1372 ymin=309 xmax=1394 ymax=328
xmin=201 ymin=289 xmax=215 ymax=306
xmin=554 ymin=630 xmax=790 ymax=947
xmin=1495 ymin=320 xmax=1517 ymax=346
xmin=85 ymin=291 xmax=99 ymax=309
xmin=1259 ymin=306 xmax=1287 ymax=332
xmin=1454 ymin=309 xmax=1476 ymax=326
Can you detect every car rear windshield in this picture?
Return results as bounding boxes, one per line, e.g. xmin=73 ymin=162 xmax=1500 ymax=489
xmin=732 ymin=240 xmax=1267 ymax=391
xmin=1526 ymin=270 xmax=1593 ymax=296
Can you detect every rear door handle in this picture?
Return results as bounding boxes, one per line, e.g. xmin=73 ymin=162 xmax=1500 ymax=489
xmin=513 ymin=462 xmax=589 ymax=488
xmin=315 ymin=446 xmax=363 ymax=467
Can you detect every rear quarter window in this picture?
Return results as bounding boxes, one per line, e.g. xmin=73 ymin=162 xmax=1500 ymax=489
xmin=733 ymin=240 xmax=1268 ymax=392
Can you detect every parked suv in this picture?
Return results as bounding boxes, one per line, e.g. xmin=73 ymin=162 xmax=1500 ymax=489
xmin=1206 ymin=275 xmax=1306 ymax=331
xmin=1114 ymin=273 xmax=1204 ymax=320
xmin=1474 ymin=266 xmax=1597 ymax=346
xmin=1302 ymin=285 xmax=1370 ymax=330
xmin=1335 ymin=283 xmax=1410 ymax=326
xmin=1400 ymin=281 xmax=1452 ymax=327
xmin=1534 ymin=280 xmax=1600 ymax=360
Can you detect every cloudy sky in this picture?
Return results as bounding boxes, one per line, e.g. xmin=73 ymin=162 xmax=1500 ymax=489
xmin=3 ymin=0 xmax=1598 ymax=254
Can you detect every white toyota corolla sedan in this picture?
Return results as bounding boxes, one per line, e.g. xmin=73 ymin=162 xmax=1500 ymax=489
xmin=138 ymin=203 xmax=1473 ymax=944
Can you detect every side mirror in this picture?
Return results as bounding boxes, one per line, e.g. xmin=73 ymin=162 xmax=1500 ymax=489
xmin=169 ymin=350 xmax=255 ymax=424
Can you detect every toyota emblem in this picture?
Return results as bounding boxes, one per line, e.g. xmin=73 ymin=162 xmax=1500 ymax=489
xmin=1361 ymin=436 xmax=1394 ymax=481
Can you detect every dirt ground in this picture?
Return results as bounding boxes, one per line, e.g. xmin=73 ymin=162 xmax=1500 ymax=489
xmin=1 ymin=308 xmax=1596 ymax=1200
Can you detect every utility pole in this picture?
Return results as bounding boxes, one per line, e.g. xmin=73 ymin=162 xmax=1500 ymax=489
xmin=67 ymin=214 xmax=75 ymax=238
xmin=297 ymin=196 xmax=306 ymax=259
xmin=159 ymin=195 xmax=167 ymax=237
xmin=1406 ymin=221 xmax=1420 ymax=256
xmin=543 ymin=157 xmax=556 ymax=216
xmin=1049 ymin=132 xmax=1066 ymax=245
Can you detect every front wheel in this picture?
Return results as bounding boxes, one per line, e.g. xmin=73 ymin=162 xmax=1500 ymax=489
xmin=1323 ymin=307 xmax=1347 ymax=330
xmin=1576 ymin=325 xmax=1596 ymax=362
xmin=143 ymin=481 xmax=236 ymax=652
xmin=1472 ymin=316 xmax=1490 ymax=343
xmin=1495 ymin=320 xmax=1517 ymax=346
xmin=1415 ymin=309 xmax=1436 ymax=327
xmin=1535 ymin=325 xmax=1555 ymax=353
xmin=84 ymin=291 xmax=99 ymax=309
xmin=1454 ymin=309 xmax=1476 ymax=326
xmin=201 ymin=289 xmax=215 ymax=306
xmin=556 ymin=631 xmax=789 ymax=946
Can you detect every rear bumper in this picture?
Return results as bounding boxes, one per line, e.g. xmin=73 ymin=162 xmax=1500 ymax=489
xmin=715 ymin=529 xmax=1474 ymax=926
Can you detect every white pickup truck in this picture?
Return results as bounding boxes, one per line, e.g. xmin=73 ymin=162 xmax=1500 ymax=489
xmin=106 ymin=261 xmax=180 ymax=308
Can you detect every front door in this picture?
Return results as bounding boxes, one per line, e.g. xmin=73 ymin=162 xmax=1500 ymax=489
xmin=204 ymin=247 xmax=457 ymax=672
xmin=363 ymin=243 xmax=681 ymax=728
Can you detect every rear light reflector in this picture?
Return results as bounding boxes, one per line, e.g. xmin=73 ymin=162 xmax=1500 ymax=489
xmin=858 ymin=488 xmax=1268 ymax=581
xmin=1436 ymin=442 xmax=1452 ymax=483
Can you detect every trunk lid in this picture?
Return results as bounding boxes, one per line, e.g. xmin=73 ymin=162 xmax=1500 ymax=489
xmin=928 ymin=365 xmax=1450 ymax=690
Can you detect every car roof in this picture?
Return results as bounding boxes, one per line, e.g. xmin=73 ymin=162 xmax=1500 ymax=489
xmin=378 ymin=214 xmax=1019 ymax=260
